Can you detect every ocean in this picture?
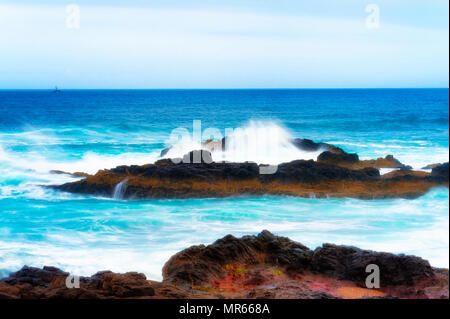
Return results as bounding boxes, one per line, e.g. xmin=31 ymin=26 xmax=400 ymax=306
xmin=0 ymin=89 xmax=448 ymax=280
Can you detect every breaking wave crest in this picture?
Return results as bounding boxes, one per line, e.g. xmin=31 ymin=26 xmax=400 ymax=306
xmin=165 ymin=120 xmax=325 ymax=165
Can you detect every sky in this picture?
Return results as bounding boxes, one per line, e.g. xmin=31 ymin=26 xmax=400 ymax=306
xmin=0 ymin=0 xmax=448 ymax=89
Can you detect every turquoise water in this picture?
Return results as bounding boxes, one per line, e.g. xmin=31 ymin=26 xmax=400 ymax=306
xmin=0 ymin=89 xmax=448 ymax=280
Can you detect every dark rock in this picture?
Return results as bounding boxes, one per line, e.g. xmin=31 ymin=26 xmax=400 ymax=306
xmin=0 ymin=292 xmax=18 ymax=299
xmin=384 ymin=155 xmax=412 ymax=170
xmin=311 ymin=244 xmax=434 ymax=286
xmin=363 ymin=294 xmax=398 ymax=299
xmin=0 ymin=232 xmax=446 ymax=299
xmin=317 ymin=151 xmax=359 ymax=164
xmin=422 ymin=163 xmax=442 ymax=170
xmin=263 ymin=160 xmax=379 ymax=183
xmin=309 ymin=291 xmax=339 ymax=299
xmin=292 ymin=138 xmax=345 ymax=154
xmin=431 ymin=162 xmax=449 ymax=180
xmin=98 ymin=272 xmax=155 ymax=297
xmin=292 ymin=138 xmax=328 ymax=152
xmin=182 ymin=150 xmax=213 ymax=164
xmin=50 ymin=170 xmax=89 ymax=178
xmin=221 ymin=137 xmax=227 ymax=151
xmin=52 ymin=145 xmax=447 ymax=199
xmin=292 ymin=139 xmax=330 ymax=152
xmin=160 ymin=147 xmax=171 ymax=157
xmin=163 ymin=231 xmax=435 ymax=289
xmin=162 ymin=230 xmax=312 ymax=288
xmin=0 ymin=267 xmax=155 ymax=299
xmin=1 ymin=265 xmax=68 ymax=287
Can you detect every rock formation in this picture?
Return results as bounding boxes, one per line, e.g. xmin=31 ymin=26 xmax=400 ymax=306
xmin=48 ymin=137 xmax=448 ymax=200
xmin=432 ymin=162 xmax=449 ymax=180
xmin=52 ymin=152 xmax=448 ymax=199
xmin=1 ymin=231 xmax=448 ymax=299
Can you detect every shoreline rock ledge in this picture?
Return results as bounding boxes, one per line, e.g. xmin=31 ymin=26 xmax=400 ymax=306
xmin=51 ymin=149 xmax=449 ymax=199
xmin=0 ymin=231 xmax=448 ymax=299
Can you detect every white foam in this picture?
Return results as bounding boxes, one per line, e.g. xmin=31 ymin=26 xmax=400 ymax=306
xmin=0 ymin=147 xmax=159 ymax=176
xmin=113 ymin=179 xmax=128 ymax=199
xmin=380 ymin=168 xmax=399 ymax=175
xmin=165 ymin=120 xmax=324 ymax=165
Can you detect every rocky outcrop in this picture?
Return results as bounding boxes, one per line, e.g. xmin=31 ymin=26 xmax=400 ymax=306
xmin=159 ymin=137 xmax=227 ymax=158
xmin=1 ymin=231 xmax=447 ymax=299
xmin=162 ymin=230 xmax=313 ymax=289
xmin=354 ymin=155 xmax=413 ymax=170
xmin=292 ymin=138 xmax=344 ymax=154
xmin=432 ymin=162 xmax=449 ymax=180
xmin=0 ymin=267 xmax=156 ymax=299
xmin=163 ymin=231 xmax=434 ymax=289
xmin=422 ymin=163 xmax=442 ymax=170
xmin=182 ymin=149 xmax=213 ymax=164
xmin=318 ymin=153 xmax=412 ymax=171
xmin=49 ymin=137 xmax=447 ymax=200
xmin=1 ymin=265 xmax=68 ymax=288
xmin=317 ymin=151 xmax=359 ymax=165
xmin=159 ymin=147 xmax=171 ymax=157
xmin=50 ymin=170 xmax=89 ymax=178
xmin=381 ymin=170 xmax=430 ymax=179
xmin=311 ymin=244 xmax=434 ymax=286
xmin=0 ymin=230 xmax=448 ymax=299
xmin=52 ymin=151 xmax=447 ymax=199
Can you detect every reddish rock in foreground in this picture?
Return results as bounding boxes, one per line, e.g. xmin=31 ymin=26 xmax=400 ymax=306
xmin=0 ymin=231 xmax=448 ymax=299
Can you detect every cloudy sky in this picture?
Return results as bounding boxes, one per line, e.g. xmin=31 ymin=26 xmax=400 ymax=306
xmin=0 ymin=0 xmax=448 ymax=88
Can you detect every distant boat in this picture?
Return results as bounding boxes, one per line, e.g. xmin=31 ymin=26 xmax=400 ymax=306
xmin=53 ymin=86 xmax=61 ymax=93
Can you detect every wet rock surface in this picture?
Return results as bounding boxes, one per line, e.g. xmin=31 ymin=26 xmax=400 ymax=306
xmin=50 ymin=138 xmax=448 ymax=199
xmin=1 ymin=231 xmax=447 ymax=299
xmin=311 ymin=244 xmax=434 ymax=286
xmin=0 ymin=267 xmax=156 ymax=299
xmin=317 ymin=151 xmax=359 ymax=165
xmin=292 ymin=138 xmax=343 ymax=153
xmin=422 ymin=163 xmax=442 ymax=170
xmin=163 ymin=230 xmax=434 ymax=288
xmin=432 ymin=162 xmax=449 ymax=179
xmin=52 ymin=157 xmax=447 ymax=199
xmin=50 ymin=170 xmax=89 ymax=178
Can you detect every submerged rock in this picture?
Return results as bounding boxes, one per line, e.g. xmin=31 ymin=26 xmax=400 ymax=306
xmin=50 ymin=170 xmax=89 ymax=178
xmin=422 ymin=163 xmax=442 ymax=170
xmin=160 ymin=147 xmax=171 ymax=157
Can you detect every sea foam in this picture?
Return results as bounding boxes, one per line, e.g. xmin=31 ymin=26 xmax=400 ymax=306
xmin=165 ymin=120 xmax=325 ymax=165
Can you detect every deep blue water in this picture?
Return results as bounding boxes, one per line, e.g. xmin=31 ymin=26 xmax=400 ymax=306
xmin=0 ymin=89 xmax=448 ymax=280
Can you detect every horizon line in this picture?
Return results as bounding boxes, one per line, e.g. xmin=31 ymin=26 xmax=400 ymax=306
xmin=0 ymin=87 xmax=449 ymax=91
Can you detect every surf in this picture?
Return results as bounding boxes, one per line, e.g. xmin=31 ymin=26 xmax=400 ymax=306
xmin=164 ymin=120 xmax=326 ymax=165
